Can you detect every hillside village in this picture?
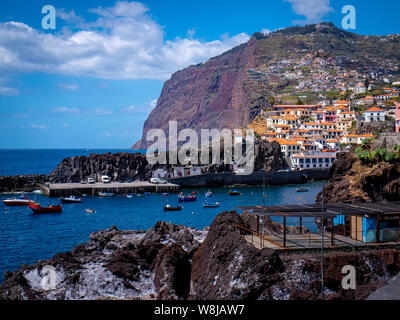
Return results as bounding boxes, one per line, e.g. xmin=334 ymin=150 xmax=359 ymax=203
xmin=247 ymin=87 xmax=400 ymax=170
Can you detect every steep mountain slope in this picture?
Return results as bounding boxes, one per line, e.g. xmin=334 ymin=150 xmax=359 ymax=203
xmin=134 ymin=22 xmax=400 ymax=149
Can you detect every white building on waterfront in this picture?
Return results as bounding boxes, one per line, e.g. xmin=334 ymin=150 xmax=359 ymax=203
xmin=291 ymin=152 xmax=337 ymax=169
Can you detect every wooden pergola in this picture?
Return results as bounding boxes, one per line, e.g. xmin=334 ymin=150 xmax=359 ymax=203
xmin=237 ymin=202 xmax=400 ymax=247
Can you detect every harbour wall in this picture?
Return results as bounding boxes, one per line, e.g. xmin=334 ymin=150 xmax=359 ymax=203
xmin=169 ymin=169 xmax=329 ymax=188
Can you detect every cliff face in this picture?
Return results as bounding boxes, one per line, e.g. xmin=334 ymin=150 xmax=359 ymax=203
xmin=317 ymin=151 xmax=400 ymax=203
xmin=1 ymin=211 xmax=399 ymax=300
xmin=134 ymin=38 xmax=261 ymax=149
xmin=134 ymin=23 xmax=400 ymax=149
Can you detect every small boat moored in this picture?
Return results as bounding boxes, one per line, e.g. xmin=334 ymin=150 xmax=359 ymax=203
xmin=229 ymin=190 xmax=241 ymax=196
xmin=296 ymin=187 xmax=310 ymax=192
xmin=2 ymin=195 xmax=34 ymax=206
xmin=99 ymin=192 xmax=115 ymax=197
xmin=29 ymin=203 xmax=62 ymax=214
xmin=85 ymin=209 xmax=96 ymax=213
xmin=203 ymin=202 xmax=220 ymax=208
xmin=205 ymin=190 xmax=213 ymax=198
xmin=60 ymin=196 xmax=82 ymax=203
xmin=178 ymin=195 xmax=197 ymax=202
xmin=164 ymin=204 xmax=183 ymax=211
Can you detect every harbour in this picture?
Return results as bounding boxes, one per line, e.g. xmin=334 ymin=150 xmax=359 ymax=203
xmin=40 ymin=181 xmax=181 ymax=197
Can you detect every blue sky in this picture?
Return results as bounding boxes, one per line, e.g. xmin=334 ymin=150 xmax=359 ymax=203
xmin=0 ymin=0 xmax=399 ymax=149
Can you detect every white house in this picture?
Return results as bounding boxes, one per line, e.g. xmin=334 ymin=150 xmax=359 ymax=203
xmin=291 ymin=152 xmax=337 ymax=169
xmin=362 ymin=107 xmax=385 ymax=122
xmin=173 ymin=166 xmax=203 ymax=178
xmin=341 ymin=134 xmax=374 ymax=145
xmin=152 ymin=168 xmax=170 ymax=179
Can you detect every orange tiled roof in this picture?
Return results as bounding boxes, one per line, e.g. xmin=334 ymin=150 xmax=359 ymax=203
xmin=365 ymin=107 xmax=385 ymax=112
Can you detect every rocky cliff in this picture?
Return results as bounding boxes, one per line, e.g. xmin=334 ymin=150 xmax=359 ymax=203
xmin=317 ymin=150 xmax=400 ymax=203
xmin=134 ymin=22 xmax=400 ymax=149
xmin=48 ymin=152 xmax=153 ymax=183
xmin=1 ymin=211 xmax=399 ymax=300
xmin=0 ymin=175 xmax=48 ymax=193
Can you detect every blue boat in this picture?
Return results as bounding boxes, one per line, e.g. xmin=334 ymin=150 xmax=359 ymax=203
xmin=205 ymin=191 xmax=213 ymax=198
xmin=178 ymin=195 xmax=197 ymax=202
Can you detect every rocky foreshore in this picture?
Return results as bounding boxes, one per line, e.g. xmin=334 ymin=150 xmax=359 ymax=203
xmin=1 ymin=211 xmax=399 ymax=300
xmin=0 ymin=174 xmax=49 ymax=193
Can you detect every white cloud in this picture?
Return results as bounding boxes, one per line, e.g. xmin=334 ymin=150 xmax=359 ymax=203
xmin=284 ymin=0 xmax=334 ymax=24
xmin=0 ymin=77 xmax=19 ymax=96
xmin=52 ymin=106 xmax=113 ymax=115
xmin=0 ymin=1 xmax=250 ymax=80
xmin=30 ymin=124 xmax=48 ymax=130
xmin=261 ymin=28 xmax=271 ymax=35
xmin=120 ymin=99 xmax=157 ymax=114
xmin=58 ymin=83 xmax=79 ymax=91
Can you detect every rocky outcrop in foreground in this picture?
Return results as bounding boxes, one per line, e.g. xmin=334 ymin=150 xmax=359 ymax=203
xmin=0 ymin=175 xmax=48 ymax=193
xmin=1 ymin=211 xmax=399 ymax=300
xmin=317 ymin=151 xmax=400 ymax=203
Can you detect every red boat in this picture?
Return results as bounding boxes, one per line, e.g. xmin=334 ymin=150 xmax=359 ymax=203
xmin=2 ymin=195 xmax=34 ymax=206
xmin=29 ymin=203 xmax=62 ymax=213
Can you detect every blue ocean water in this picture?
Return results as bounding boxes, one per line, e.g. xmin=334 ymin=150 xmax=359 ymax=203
xmin=0 ymin=149 xmax=145 ymax=176
xmin=0 ymin=149 xmax=325 ymax=283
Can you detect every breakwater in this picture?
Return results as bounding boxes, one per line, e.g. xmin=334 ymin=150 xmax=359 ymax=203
xmin=169 ymin=169 xmax=329 ymax=188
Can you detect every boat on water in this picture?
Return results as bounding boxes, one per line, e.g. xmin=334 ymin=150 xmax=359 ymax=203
xmin=2 ymin=195 xmax=34 ymax=206
xmin=99 ymin=192 xmax=115 ymax=197
xmin=229 ymin=190 xmax=241 ymax=196
xmin=203 ymin=202 xmax=220 ymax=208
xmin=85 ymin=209 xmax=96 ymax=213
xmin=164 ymin=204 xmax=183 ymax=211
xmin=29 ymin=203 xmax=62 ymax=214
xmin=124 ymin=194 xmax=133 ymax=198
xmin=205 ymin=190 xmax=213 ymax=198
xmin=296 ymin=187 xmax=310 ymax=192
xmin=60 ymin=196 xmax=82 ymax=203
xmin=161 ymin=193 xmax=169 ymax=196
xmin=178 ymin=195 xmax=197 ymax=202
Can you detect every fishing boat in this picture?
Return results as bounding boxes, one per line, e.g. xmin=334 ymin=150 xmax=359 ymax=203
xmin=205 ymin=190 xmax=213 ymax=198
xmin=229 ymin=190 xmax=241 ymax=196
xmin=164 ymin=204 xmax=183 ymax=211
xmin=161 ymin=193 xmax=169 ymax=196
xmin=29 ymin=203 xmax=62 ymax=214
xmin=2 ymin=195 xmax=34 ymax=206
xmin=178 ymin=195 xmax=197 ymax=202
xmin=85 ymin=209 xmax=96 ymax=213
xmin=203 ymin=202 xmax=220 ymax=208
xmin=124 ymin=194 xmax=133 ymax=198
xmin=99 ymin=192 xmax=115 ymax=197
xmin=60 ymin=196 xmax=82 ymax=203
xmin=296 ymin=187 xmax=310 ymax=192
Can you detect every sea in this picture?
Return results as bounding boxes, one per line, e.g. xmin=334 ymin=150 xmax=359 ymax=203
xmin=0 ymin=149 xmax=325 ymax=282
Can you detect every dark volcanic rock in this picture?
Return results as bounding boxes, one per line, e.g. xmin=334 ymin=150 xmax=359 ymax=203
xmin=191 ymin=211 xmax=283 ymax=299
xmin=49 ymin=152 xmax=152 ymax=183
xmin=317 ymin=151 xmax=400 ymax=203
xmin=152 ymin=244 xmax=191 ymax=300
xmin=0 ymin=174 xmax=48 ymax=193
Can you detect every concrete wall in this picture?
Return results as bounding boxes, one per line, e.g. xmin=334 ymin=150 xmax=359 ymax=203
xmin=169 ymin=169 xmax=329 ymax=188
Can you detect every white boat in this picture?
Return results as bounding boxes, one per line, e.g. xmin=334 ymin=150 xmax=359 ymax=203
xmin=296 ymin=187 xmax=310 ymax=192
xmin=60 ymin=196 xmax=82 ymax=203
xmin=99 ymin=192 xmax=115 ymax=197
xmin=2 ymin=195 xmax=34 ymax=206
